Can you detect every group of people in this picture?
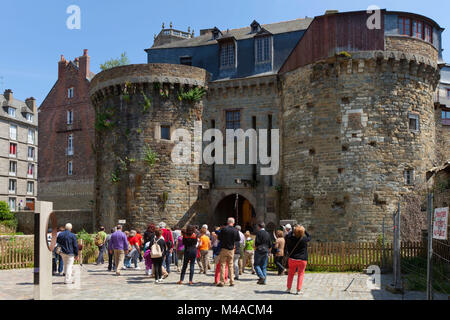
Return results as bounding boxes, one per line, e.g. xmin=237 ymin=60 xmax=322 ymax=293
xmin=52 ymin=218 xmax=311 ymax=295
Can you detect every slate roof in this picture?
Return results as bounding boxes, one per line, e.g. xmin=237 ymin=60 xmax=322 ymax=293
xmin=150 ymin=17 xmax=314 ymax=49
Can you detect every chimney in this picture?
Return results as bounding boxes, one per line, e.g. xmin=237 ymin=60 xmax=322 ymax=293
xmin=58 ymin=55 xmax=67 ymax=79
xmin=25 ymin=97 xmax=36 ymax=113
xmin=325 ymin=10 xmax=339 ymax=15
xmin=4 ymin=89 xmax=13 ymax=101
xmin=79 ymin=49 xmax=90 ymax=79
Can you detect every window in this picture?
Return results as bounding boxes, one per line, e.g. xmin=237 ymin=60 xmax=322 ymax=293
xmin=9 ymin=161 xmax=17 ymax=176
xmin=26 ymin=113 xmax=34 ymax=122
xmin=424 ymin=25 xmax=433 ymax=43
xmin=67 ymin=110 xmax=73 ymax=125
xmin=408 ymin=113 xmax=420 ymax=132
xmin=8 ymin=198 xmax=16 ymax=212
xmin=27 ymin=182 xmax=34 ymax=195
xmin=256 ymin=36 xmax=271 ymax=63
xmin=68 ymin=87 xmax=74 ymax=99
xmin=28 ymin=147 xmax=35 ymax=160
xmin=447 ymin=89 xmax=450 ymax=99
xmin=8 ymin=107 xmax=16 ymax=117
xmin=180 ymin=56 xmax=192 ymax=66
xmin=398 ymin=17 xmax=411 ymax=36
xmin=10 ymin=124 xmax=17 ymax=140
xmin=404 ymin=169 xmax=415 ymax=185
xmin=68 ymin=161 xmax=73 ymax=176
xmin=27 ymin=163 xmax=34 ymax=178
xmin=9 ymin=143 xmax=17 ymax=157
xmin=442 ymin=111 xmax=450 ymax=119
xmin=28 ymin=129 xmax=35 ymax=144
xmin=226 ymin=110 xmax=240 ymax=129
xmin=412 ymin=20 xmax=423 ymax=39
xmin=67 ymin=134 xmax=74 ymax=155
xmin=220 ymin=42 xmax=235 ymax=68
xmin=161 ymin=126 xmax=171 ymax=140
xmin=9 ymin=179 xmax=16 ymax=193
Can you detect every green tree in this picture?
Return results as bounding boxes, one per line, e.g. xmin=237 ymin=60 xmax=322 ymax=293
xmin=0 ymin=201 xmax=14 ymax=221
xmin=100 ymin=52 xmax=130 ymax=71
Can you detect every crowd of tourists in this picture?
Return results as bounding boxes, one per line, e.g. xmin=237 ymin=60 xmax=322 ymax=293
xmin=50 ymin=218 xmax=311 ymax=295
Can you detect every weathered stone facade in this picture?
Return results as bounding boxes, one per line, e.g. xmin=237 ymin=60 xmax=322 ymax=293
xmin=92 ymin=10 xmax=446 ymax=241
xmin=280 ymin=49 xmax=440 ymax=241
xmin=91 ymin=64 xmax=209 ymax=231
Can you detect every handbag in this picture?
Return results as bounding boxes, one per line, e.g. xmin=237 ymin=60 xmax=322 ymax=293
xmin=282 ymin=236 xmax=302 ymax=268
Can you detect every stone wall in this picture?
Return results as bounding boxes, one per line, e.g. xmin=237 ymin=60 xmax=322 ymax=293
xmin=435 ymin=105 xmax=450 ymax=163
xmin=203 ymin=75 xmax=281 ymax=227
xmin=15 ymin=210 xmax=94 ymax=234
xmin=385 ymin=36 xmax=439 ymax=61
xmin=91 ymin=64 xmax=209 ymax=232
xmin=280 ymin=50 xmax=440 ymax=241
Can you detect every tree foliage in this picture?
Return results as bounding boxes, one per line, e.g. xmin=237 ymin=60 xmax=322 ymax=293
xmin=100 ymin=52 xmax=130 ymax=71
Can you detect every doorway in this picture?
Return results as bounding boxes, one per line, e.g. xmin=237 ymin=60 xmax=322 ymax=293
xmin=214 ymin=194 xmax=256 ymax=232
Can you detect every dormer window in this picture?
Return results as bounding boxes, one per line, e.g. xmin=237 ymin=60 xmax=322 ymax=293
xmin=8 ymin=107 xmax=16 ymax=117
xmin=220 ymin=42 xmax=235 ymax=69
xmin=256 ymin=36 xmax=272 ymax=63
xmin=251 ymin=20 xmax=261 ymax=33
xmin=26 ymin=113 xmax=34 ymax=122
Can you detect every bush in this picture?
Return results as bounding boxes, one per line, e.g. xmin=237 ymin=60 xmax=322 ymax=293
xmin=0 ymin=201 xmax=14 ymax=221
xmin=100 ymin=52 xmax=130 ymax=71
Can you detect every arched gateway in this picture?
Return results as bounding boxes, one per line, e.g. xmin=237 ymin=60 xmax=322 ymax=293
xmin=214 ymin=194 xmax=256 ymax=232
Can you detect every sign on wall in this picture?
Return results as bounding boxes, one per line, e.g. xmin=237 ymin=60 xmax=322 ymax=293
xmin=433 ymin=207 xmax=449 ymax=240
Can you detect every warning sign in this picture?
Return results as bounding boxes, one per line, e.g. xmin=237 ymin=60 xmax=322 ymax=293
xmin=433 ymin=207 xmax=449 ymax=240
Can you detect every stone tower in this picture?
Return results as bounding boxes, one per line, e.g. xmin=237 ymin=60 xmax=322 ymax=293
xmin=279 ymin=11 xmax=442 ymax=241
xmin=90 ymin=64 xmax=209 ymax=231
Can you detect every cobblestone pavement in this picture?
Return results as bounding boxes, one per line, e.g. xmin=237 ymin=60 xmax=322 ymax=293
xmin=0 ymin=261 xmax=448 ymax=300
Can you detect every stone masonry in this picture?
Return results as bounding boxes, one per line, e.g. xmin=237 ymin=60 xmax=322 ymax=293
xmin=91 ymin=64 xmax=209 ymax=231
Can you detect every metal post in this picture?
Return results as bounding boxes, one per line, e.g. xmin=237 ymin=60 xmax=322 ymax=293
xmin=426 ymin=192 xmax=434 ymax=300
xmin=382 ymin=217 xmax=386 ymax=271
xmin=395 ymin=201 xmax=401 ymax=290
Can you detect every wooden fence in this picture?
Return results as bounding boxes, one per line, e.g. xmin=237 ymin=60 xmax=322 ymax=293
xmin=0 ymin=237 xmax=34 ymax=270
xmin=1 ymin=237 xmax=425 ymax=272
xmin=268 ymin=241 xmax=424 ymax=272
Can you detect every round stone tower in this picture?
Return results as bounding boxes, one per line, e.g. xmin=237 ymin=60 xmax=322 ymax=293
xmin=280 ymin=27 xmax=441 ymax=241
xmin=90 ymin=64 xmax=209 ymax=231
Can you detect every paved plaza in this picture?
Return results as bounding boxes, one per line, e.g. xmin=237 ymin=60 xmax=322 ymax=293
xmin=0 ymin=260 xmax=447 ymax=300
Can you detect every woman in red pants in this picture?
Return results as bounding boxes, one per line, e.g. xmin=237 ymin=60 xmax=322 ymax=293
xmin=284 ymin=225 xmax=311 ymax=295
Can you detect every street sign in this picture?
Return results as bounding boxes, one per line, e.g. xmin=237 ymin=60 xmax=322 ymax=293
xmin=118 ymin=219 xmax=126 ymax=224
xmin=433 ymin=207 xmax=448 ymax=240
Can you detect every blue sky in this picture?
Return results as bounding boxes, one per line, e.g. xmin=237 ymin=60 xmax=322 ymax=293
xmin=1 ymin=0 xmax=449 ymax=103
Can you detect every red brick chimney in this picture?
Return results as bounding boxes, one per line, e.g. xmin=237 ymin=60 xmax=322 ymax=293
xmin=58 ymin=55 xmax=67 ymax=79
xmin=4 ymin=89 xmax=13 ymax=101
xmin=79 ymin=49 xmax=90 ymax=79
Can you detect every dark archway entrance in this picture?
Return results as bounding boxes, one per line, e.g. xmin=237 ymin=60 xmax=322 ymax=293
xmin=214 ymin=194 xmax=256 ymax=232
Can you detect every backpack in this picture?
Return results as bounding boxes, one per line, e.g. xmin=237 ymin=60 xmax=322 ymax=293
xmin=150 ymin=238 xmax=163 ymax=258
xmin=95 ymin=233 xmax=104 ymax=246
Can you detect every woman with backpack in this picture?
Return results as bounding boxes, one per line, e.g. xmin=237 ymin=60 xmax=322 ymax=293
xmin=149 ymin=227 xmax=167 ymax=283
xmin=284 ymin=225 xmax=311 ymax=295
xmin=177 ymin=225 xmax=198 ymax=285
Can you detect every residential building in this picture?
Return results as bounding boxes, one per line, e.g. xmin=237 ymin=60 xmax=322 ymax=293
xmin=38 ymin=49 xmax=96 ymax=214
xmin=0 ymin=90 xmax=38 ymax=212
